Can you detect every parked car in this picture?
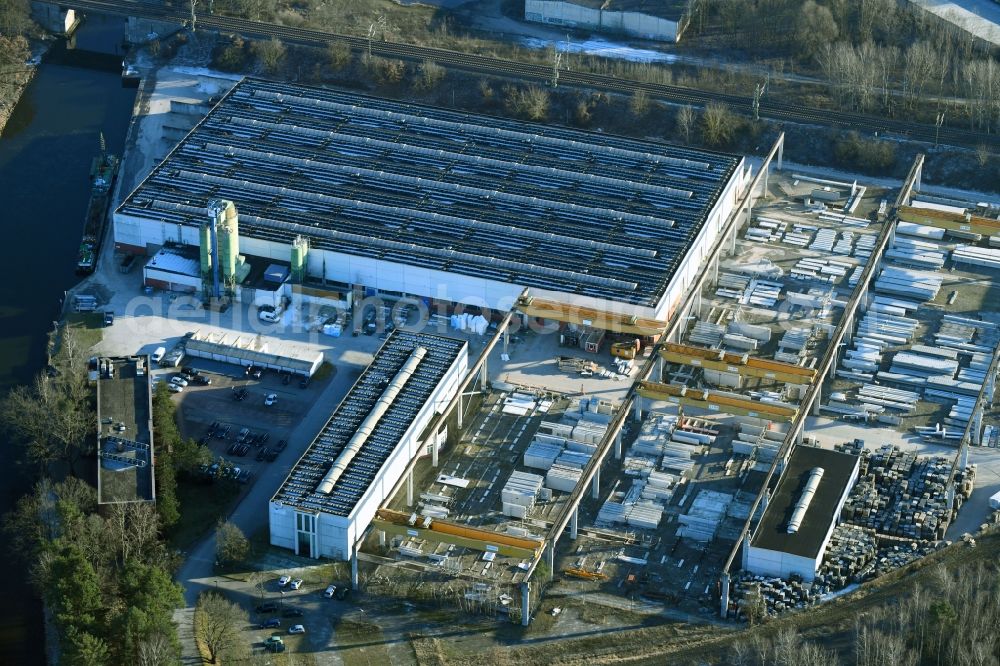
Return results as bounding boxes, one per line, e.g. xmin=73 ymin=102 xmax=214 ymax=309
xmin=151 ymin=347 xmax=166 ymax=364
xmin=256 ymin=602 xmax=278 ymax=613
xmin=264 ymin=393 xmax=278 ymax=406
xmin=335 ymin=585 xmax=350 ymax=601
xmin=282 ymin=608 xmax=304 ymax=618
xmin=237 ymin=428 xmax=251 ymax=443
xmin=264 ymin=449 xmax=279 ymax=462
xmin=264 ymin=635 xmax=285 ymax=653
xmin=289 ymin=579 xmax=303 ymax=590
xmin=103 ymin=311 xmax=114 ymax=327
xmin=181 ymin=366 xmax=198 ymax=376
xmin=288 ymin=625 xmax=305 ymax=635
xmin=167 ymin=384 xmax=183 ymax=394
xmin=259 ymin=618 xmax=280 ymax=629
xmin=170 ymin=375 xmax=188 ymax=387
xmin=236 ymin=469 xmax=252 ymax=484
xmin=323 ymin=585 xmax=336 ymax=599
xmin=281 ymin=371 xmax=291 ymax=385
xmin=245 ymin=365 xmax=263 ymax=379
xmin=191 ymin=375 xmax=212 ymax=386
xmin=256 ymin=448 xmax=271 ymax=462
xmin=278 ymin=575 xmax=291 ymax=587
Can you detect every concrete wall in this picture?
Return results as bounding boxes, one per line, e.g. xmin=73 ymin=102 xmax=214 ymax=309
xmin=745 ymin=546 xmax=821 ymax=581
xmin=269 ymin=341 xmax=469 ymax=560
xmin=524 ymin=0 xmax=680 ymax=42
xmin=30 ymin=2 xmax=76 ymax=34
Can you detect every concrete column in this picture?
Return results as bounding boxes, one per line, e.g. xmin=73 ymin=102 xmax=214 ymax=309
xmin=960 ymin=443 xmax=970 ymax=469
xmin=972 ymin=410 xmax=983 ymax=446
xmin=719 ymin=573 xmax=730 ymax=619
xmin=696 ymin=290 xmax=703 ymax=317
xmin=570 ymin=508 xmax=579 ymax=539
xmin=777 ymin=137 xmax=784 ymax=171
xmin=657 ymin=356 xmax=665 ymax=381
xmin=760 ymin=489 xmax=770 ymax=513
xmin=521 ymin=582 xmax=531 ymax=627
xmin=351 ymin=548 xmax=359 ymax=590
xmin=406 ymin=470 xmax=414 ymax=506
xmin=811 ymin=391 xmax=822 ymax=416
xmin=712 ymin=257 xmax=719 ymax=287
xmin=457 ymin=392 xmax=463 ymax=430
xmin=546 ymin=542 xmax=555 ymax=580
xmin=431 ymin=428 xmax=439 ymax=467
xmin=615 ymin=430 xmax=623 ymax=459
xmin=503 ymin=325 xmax=510 ymax=356
xmin=479 ymin=360 xmax=488 ymax=386
xmin=634 ymin=396 xmax=642 ymax=421
xmin=378 ymin=530 xmax=386 ymax=547
xmin=741 ymin=534 xmax=750 ymax=569
xmin=592 ymin=466 xmax=601 ymax=500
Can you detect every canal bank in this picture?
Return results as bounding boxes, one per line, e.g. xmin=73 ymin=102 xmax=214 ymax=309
xmin=0 ymin=14 xmax=136 ymax=663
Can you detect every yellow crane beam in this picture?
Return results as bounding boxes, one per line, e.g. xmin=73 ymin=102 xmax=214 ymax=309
xmin=898 ymin=206 xmax=1000 ymax=236
xmin=660 ymin=342 xmax=816 ymax=385
xmin=516 ymin=295 xmax=667 ymax=337
xmin=637 ymin=381 xmax=798 ymax=422
xmin=373 ymin=509 xmax=542 ymax=559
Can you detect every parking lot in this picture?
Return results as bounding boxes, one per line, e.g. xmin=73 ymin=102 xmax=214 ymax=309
xmin=153 ymin=357 xmax=333 ymax=488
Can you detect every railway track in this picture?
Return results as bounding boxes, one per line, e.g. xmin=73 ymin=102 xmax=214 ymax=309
xmin=70 ymin=0 xmax=999 ymax=149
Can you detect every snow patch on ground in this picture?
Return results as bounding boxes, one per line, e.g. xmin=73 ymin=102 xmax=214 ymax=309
xmin=520 ymin=36 xmax=678 ymax=64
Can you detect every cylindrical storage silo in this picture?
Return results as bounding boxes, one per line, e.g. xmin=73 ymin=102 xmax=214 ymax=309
xmin=217 ymin=200 xmax=240 ymax=285
xmin=291 ymin=235 xmax=309 ymax=283
xmin=199 ymin=222 xmax=213 ymax=277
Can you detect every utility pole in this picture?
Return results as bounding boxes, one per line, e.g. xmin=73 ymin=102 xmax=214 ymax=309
xmin=368 ymin=15 xmax=387 ymax=58
xmin=189 ymin=0 xmax=197 ymax=33
xmin=934 ymin=111 xmax=945 ymax=148
xmin=752 ymin=73 xmax=768 ymax=121
xmin=551 ymin=49 xmax=563 ymax=88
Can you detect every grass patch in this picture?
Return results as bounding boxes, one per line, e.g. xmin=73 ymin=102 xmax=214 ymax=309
xmin=61 ymin=311 xmax=105 ymax=351
xmin=170 ymin=480 xmax=241 ymax=550
xmin=333 ymin=618 xmax=392 ymax=666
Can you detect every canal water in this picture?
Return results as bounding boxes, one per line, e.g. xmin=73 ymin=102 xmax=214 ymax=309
xmin=0 ymin=14 xmax=136 ymax=662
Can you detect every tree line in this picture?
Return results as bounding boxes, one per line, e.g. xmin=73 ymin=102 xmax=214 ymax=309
xmin=0 ymin=326 xmax=217 ymax=664
xmin=725 ymin=545 xmax=1000 ymax=665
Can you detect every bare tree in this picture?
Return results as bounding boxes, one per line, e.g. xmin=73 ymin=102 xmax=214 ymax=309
xmin=252 ymin=38 xmax=285 ymax=75
xmin=326 ymin=40 xmax=352 ymax=70
xmin=413 ymin=60 xmax=445 ymax=91
xmin=700 ymin=102 xmax=737 ymax=147
xmin=793 ymin=1 xmax=839 ymax=61
xmin=503 ymin=85 xmax=550 ymax=121
xmin=216 ymin=520 xmax=249 ymax=565
xmin=137 ymin=632 xmax=175 ymax=666
xmin=197 ymin=592 xmax=243 ymax=664
xmin=676 ymin=104 xmax=695 ymax=144
xmin=629 ymin=88 xmax=650 ymax=117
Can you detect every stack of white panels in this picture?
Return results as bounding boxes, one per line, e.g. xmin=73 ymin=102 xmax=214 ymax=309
xmin=896 ymin=220 xmax=946 ymax=240
xmin=545 ymin=464 xmax=582 ymax=493
xmin=809 ymin=228 xmax=837 ymax=252
xmin=953 ymin=244 xmax=1000 ymax=270
xmin=875 ymin=266 xmax=943 ymax=301
xmin=523 ymin=442 xmax=562 ymax=470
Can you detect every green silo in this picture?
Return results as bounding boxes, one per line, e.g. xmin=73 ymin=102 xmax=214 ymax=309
xmin=291 ymin=236 xmax=309 ymax=283
xmin=199 ymin=222 xmax=213 ymax=277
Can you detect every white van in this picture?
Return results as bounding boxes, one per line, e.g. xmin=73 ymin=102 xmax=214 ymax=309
xmin=258 ymin=306 xmax=282 ymax=323
xmin=151 ymin=347 xmax=166 ymax=364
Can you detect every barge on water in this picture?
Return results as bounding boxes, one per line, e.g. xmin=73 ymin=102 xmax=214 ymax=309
xmin=77 ymin=142 xmax=118 ymax=274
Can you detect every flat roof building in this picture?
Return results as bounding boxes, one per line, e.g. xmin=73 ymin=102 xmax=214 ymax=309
xmin=745 ymin=446 xmax=860 ymax=582
xmin=94 ymin=356 xmax=156 ymax=504
xmin=269 ymin=330 xmax=468 ymax=560
xmin=525 ymin=0 xmax=691 ymax=42
xmin=115 ymin=78 xmax=744 ymax=322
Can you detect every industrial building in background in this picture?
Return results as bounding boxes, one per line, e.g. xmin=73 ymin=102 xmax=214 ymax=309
xmin=113 ymin=77 xmax=744 ymax=323
xmin=744 ymin=446 xmax=860 ymax=581
xmin=269 ymin=330 xmax=468 ymax=560
xmin=94 ymin=355 xmax=156 ymax=505
xmin=524 ymin=0 xmax=693 ymax=42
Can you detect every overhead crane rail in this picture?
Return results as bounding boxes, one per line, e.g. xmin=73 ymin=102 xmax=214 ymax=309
xmin=516 ymin=295 xmax=668 ymax=337
xmin=660 ymin=342 xmax=817 ymax=385
xmin=898 ymin=206 xmax=1000 ymax=236
xmin=374 ymin=509 xmax=543 ymax=559
xmin=637 ymin=380 xmax=798 ymax=421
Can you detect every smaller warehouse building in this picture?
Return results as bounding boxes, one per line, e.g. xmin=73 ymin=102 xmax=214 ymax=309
xmin=185 ymin=330 xmax=324 ymax=377
xmin=269 ymin=330 xmax=468 ymax=560
xmin=94 ymin=356 xmax=156 ymax=505
xmin=745 ymin=446 xmax=860 ymax=581
xmin=524 ymin=0 xmax=691 ymax=42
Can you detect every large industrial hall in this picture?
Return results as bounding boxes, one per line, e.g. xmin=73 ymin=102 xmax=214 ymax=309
xmin=269 ymin=330 xmax=468 ymax=560
xmin=113 ymin=77 xmax=745 ymax=320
